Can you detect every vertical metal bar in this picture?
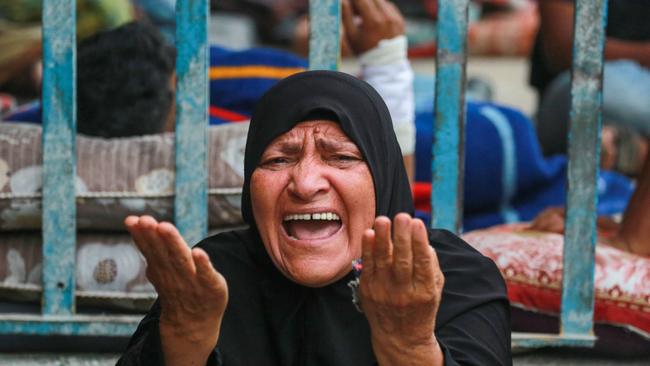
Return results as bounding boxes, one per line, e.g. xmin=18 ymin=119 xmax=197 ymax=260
xmin=175 ymin=0 xmax=209 ymax=245
xmin=561 ymin=0 xmax=608 ymax=337
xmin=41 ymin=0 xmax=77 ymax=316
xmin=431 ymin=0 xmax=469 ymax=233
xmin=308 ymin=0 xmax=340 ymax=71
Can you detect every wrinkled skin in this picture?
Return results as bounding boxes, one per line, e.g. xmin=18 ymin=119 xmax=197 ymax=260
xmin=250 ymin=120 xmax=376 ymax=287
xmin=361 ymin=214 xmax=445 ymax=365
xmin=124 ymin=216 xmax=228 ymax=366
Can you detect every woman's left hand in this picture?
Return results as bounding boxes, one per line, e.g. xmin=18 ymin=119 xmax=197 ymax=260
xmin=360 ymin=213 xmax=445 ymax=365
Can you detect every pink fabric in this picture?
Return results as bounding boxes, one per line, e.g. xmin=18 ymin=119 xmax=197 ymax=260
xmin=462 ymin=224 xmax=650 ymax=338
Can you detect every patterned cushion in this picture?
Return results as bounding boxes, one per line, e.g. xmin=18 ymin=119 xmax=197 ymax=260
xmin=462 ymin=224 xmax=650 ymax=352
xmin=0 ymin=232 xmax=154 ymax=310
xmin=0 ymin=122 xmax=248 ymax=230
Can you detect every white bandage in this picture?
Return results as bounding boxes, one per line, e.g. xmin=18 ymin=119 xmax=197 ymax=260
xmin=359 ymin=35 xmax=416 ymax=155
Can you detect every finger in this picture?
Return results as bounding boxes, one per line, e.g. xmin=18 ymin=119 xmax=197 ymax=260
xmin=157 ymin=221 xmax=196 ymax=276
xmin=392 ymin=213 xmax=413 ymax=284
xmin=341 ymin=0 xmax=358 ymax=42
xmin=125 ymin=216 xmax=156 ymax=261
xmin=361 ymin=228 xmax=376 ymax=275
xmin=124 ymin=215 xmax=139 ymax=230
xmin=126 ymin=217 xmax=176 ymax=286
xmin=137 ymin=216 xmax=178 ymax=278
xmin=373 ymin=0 xmax=388 ymax=14
xmin=373 ymin=216 xmax=393 ymax=271
xmin=193 ymin=248 xmax=227 ymax=296
xmin=353 ymin=0 xmax=381 ymax=23
xmin=383 ymin=1 xmax=405 ymax=34
xmin=411 ymin=218 xmax=437 ymax=284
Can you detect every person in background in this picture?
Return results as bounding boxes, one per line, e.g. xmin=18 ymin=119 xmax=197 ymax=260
xmin=0 ymin=0 xmax=134 ymax=101
xmin=530 ymin=0 xmax=650 ymax=176
xmin=530 ymin=146 xmax=650 ymax=257
xmin=3 ymin=0 xmax=417 ymax=182
xmin=2 ymin=21 xmax=175 ymax=138
xmin=528 ymin=0 xmax=650 ymax=257
xmin=75 ymin=21 xmax=176 ymax=138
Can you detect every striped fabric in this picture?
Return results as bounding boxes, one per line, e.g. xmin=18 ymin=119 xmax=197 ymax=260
xmin=3 ymin=45 xmax=307 ymax=126
xmin=208 ymin=45 xmax=306 ymax=124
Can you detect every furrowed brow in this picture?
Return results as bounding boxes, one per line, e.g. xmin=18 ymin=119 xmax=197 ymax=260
xmin=274 ymin=140 xmax=302 ymax=154
xmin=316 ymin=137 xmax=359 ymax=154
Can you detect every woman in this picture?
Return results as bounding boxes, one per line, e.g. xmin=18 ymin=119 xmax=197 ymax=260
xmin=118 ymin=71 xmax=511 ymax=365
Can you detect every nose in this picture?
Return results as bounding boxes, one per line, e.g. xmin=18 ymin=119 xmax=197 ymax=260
xmin=287 ymin=159 xmax=329 ymax=201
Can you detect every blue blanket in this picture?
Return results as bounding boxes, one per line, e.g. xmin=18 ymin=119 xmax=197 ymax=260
xmin=413 ymin=75 xmax=633 ymax=231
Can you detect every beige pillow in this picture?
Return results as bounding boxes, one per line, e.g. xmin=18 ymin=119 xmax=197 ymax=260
xmin=0 ymin=232 xmax=154 ymax=311
xmin=0 ymin=122 xmax=248 ymax=230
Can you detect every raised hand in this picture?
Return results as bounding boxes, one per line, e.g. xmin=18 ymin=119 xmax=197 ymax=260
xmin=341 ymin=0 xmax=405 ymax=55
xmin=359 ymin=213 xmax=445 ymax=365
xmin=125 ymin=215 xmax=228 ymax=366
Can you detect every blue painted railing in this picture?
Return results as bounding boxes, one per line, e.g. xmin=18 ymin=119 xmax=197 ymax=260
xmin=0 ymin=0 xmax=607 ymax=350
xmin=428 ymin=0 xmax=607 ymax=348
xmin=309 ymin=0 xmax=341 ymax=71
xmin=431 ymin=0 xmax=469 ymax=233
xmin=40 ymin=0 xmax=77 ymax=319
xmin=174 ymin=0 xmax=209 ymax=245
xmin=0 ymin=0 xmax=210 ymax=337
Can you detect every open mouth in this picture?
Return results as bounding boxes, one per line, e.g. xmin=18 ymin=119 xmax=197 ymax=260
xmin=282 ymin=212 xmax=342 ymax=241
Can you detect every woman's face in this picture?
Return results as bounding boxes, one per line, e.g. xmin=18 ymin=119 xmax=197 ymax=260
xmin=250 ymin=120 xmax=376 ymax=287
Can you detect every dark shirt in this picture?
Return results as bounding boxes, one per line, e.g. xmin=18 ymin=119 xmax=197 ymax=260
xmin=529 ymin=0 xmax=650 ymax=95
xmin=117 ymin=228 xmax=512 ymax=365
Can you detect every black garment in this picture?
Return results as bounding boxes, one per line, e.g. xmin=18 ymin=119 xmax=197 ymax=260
xmin=118 ymin=71 xmax=511 ymax=365
xmin=529 ymin=0 xmax=650 ymax=95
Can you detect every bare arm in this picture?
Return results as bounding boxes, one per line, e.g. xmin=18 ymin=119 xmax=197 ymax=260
xmin=539 ymin=0 xmax=650 ymax=74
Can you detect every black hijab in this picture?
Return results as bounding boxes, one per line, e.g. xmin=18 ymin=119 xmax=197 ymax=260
xmin=222 ymin=70 xmax=509 ymax=365
xmin=241 ymin=70 xmax=413 ymax=225
xmin=118 ymin=71 xmax=511 ymax=366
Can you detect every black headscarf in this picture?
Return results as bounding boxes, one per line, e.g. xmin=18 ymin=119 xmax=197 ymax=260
xmin=241 ymin=70 xmax=413 ymax=225
xmin=118 ymin=70 xmax=511 ymax=366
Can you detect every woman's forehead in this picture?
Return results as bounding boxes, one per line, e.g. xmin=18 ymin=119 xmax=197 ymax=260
xmin=270 ymin=120 xmax=354 ymax=145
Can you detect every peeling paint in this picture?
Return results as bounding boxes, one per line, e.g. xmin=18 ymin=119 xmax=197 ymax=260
xmin=561 ymin=0 xmax=607 ymax=338
xmin=430 ymin=0 xmax=469 ymax=233
xmin=174 ymin=0 xmax=209 ymax=246
xmin=308 ymin=0 xmax=340 ymax=71
xmin=512 ymin=332 xmax=596 ymax=349
xmin=41 ymin=0 xmax=77 ymax=317
xmin=0 ymin=315 xmax=140 ymax=336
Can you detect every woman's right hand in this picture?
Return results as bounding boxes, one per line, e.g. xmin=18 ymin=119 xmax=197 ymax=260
xmin=125 ymin=215 xmax=228 ymax=366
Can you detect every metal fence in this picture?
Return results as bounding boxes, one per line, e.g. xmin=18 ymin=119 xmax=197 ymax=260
xmin=0 ymin=0 xmax=607 ymax=349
